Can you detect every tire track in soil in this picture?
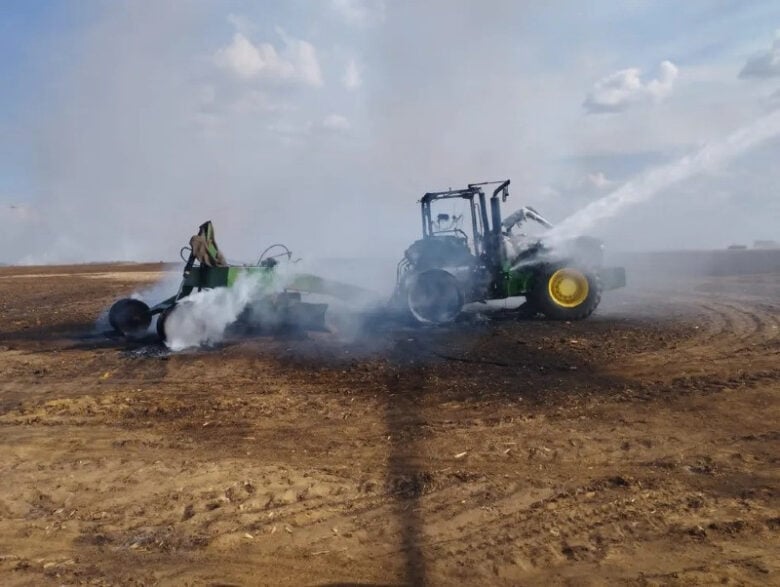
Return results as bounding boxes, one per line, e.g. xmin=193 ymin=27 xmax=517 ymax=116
xmin=610 ymin=291 xmax=780 ymax=383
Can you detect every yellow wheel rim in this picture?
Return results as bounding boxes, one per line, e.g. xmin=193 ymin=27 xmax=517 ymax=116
xmin=548 ymin=268 xmax=589 ymax=308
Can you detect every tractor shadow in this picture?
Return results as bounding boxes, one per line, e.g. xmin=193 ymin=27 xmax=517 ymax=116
xmin=382 ymin=362 xmax=430 ymax=586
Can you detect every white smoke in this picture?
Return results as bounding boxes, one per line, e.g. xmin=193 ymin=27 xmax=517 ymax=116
xmin=94 ymin=269 xmax=182 ymax=334
xmin=157 ymin=260 xmax=387 ymax=350
xmin=163 ymin=273 xmax=274 ymax=351
xmin=131 ymin=270 xmax=184 ymax=307
xmin=7 ymin=3 xmax=780 ymax=264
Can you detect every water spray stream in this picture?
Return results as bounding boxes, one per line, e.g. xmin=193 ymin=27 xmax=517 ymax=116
xmin=551 ymin=110 xmax=780 ymax=242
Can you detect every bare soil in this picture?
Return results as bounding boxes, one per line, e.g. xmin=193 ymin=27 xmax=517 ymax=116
xmin=0 ymin=262 xmax=778 ymax=586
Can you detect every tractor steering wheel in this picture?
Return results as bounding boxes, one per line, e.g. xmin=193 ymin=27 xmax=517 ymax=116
xmin=433 ymin=228 xmax=469 ymax=241
xmin=257 ymin=243 xmax=293 ymax=266
xmin=453 ymin=228 xmax=469 ymax=241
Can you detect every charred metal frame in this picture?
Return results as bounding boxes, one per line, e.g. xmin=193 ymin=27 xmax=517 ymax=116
xmin=419 ymin=179 xmax=511 ymax=266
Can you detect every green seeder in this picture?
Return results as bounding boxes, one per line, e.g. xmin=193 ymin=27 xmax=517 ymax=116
xmin=108 ymin=221 xmax=358 ymax=342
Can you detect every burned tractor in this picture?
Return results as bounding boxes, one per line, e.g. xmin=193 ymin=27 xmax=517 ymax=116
xmin=108 ymin=221 xmax=334 ymax=343
xmin=394 ymin=180 xmax=626 ymax=323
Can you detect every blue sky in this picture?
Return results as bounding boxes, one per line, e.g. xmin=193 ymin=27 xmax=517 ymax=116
xmin=1 ymin=1 xmax=780 ymax=263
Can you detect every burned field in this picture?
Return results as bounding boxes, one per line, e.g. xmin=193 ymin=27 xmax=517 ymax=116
xmin=0 ymin=261 xmax=778 ymax=586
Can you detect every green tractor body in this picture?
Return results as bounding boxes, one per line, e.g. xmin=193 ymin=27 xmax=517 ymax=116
xmin=394 ymin=180 xmax=626 ymax=323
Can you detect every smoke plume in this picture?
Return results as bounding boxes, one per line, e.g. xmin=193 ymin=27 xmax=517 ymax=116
xmin=162 ymin=273 xmax=270 ymax=351
xmin=3 ymin=3 xmax=780 ymax=266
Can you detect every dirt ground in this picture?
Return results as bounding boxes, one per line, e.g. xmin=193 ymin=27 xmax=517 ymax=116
xmin=0 ymin=262 xmax=778 ymax=586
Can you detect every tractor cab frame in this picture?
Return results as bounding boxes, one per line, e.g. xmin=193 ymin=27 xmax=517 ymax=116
xmin=419 ymin=179 xmax=509 ymax=263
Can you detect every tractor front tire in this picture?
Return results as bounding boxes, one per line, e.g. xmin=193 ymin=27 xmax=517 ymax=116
xmin=529 ymin=264 xmax=602 ymax=321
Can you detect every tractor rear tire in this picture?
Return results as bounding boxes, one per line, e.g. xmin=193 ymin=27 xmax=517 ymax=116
xmin=407 ymin=269 xmax=463 ymax=324
xmin=108 ymin=298 xmax=152 ymax=338
xmin=529 ymin=264 xmax=602 ymax=321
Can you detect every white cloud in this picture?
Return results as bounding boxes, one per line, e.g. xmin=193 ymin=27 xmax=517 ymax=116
xmin=585 ymin=171 xmax=615 ymax=190
xmin=343 ymin=58 xmax=362 ymax=90
xmin=740 ymin=33 xmax=780 ymax=78
xmin=331 ymin=0 xmax=385 ymax=26
xmin=214 ymin=31 xmax=323 ymax=86
xmin=583 ymin=60 xmax=679 ymax=114
xmin=320 ymin=114 xmax=351 ymax=133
